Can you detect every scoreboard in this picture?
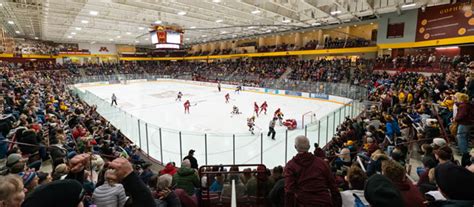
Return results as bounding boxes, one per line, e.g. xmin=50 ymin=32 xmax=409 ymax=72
xmin=150 ymin=25 xmax=184 ymax=49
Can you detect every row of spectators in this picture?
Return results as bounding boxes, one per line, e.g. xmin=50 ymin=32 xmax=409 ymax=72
xmin=375 ymin=54 xmax=474 ymax=71
xmin=0 ymin=56 xmax=473 ymax=207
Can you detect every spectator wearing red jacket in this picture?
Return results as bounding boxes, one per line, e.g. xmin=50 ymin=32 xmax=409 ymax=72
xmin=284 ymin=136 xmax=342 ymax=207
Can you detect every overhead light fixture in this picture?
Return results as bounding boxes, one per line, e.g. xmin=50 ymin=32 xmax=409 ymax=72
xmin=251 ymin=9 xmax=261 ymax=14
xmin=81 ymin=20 xmax=89 ymax=24
xmin=370 ymin=22 xmax=374 ymax=25
xmin=330 ymin=10 xmax=341 ymax=15
xmin=91 ymin=41 xmax=96 ymax=44
xmin=109 ymin=38 xmax=114 ymax=41
xmin=117 ymin=35 xmax=121 ymax=38
xmin=312 ymin=22 xmax=321 ymax=26
xmin=8 ymin=21 xmax=14 ymax=25
xmin=0 ymin=3 xmax=3 ymax=6
xmin=177 ymin=11 xmax=187 ymax=15
xmin=67 ymin=35 xmax=72 ymax=38
xmin=282 ymin=19 xmax=291 ymax=23
xmin=34 ymin=37 xmax=39 ymax=39
xmin=15 ymin=31 xmax=20 ymax=34
xmin=145 ymin=38 xmax=149 ymax=40
xmin=126 ymin=32 xmax=131 ymax=35
xmin=89 ymin=10 xmax=98 ymax=16
xmin=216 ymin=19 xmax=223 ymax=23
xmin=436 ymin=46 xmax=459 ymax=50
xmin=202 ymin=35 xmax=207 ymax=37
xmin=212 ymin=0 xmax=221 ymax=2
xmin=71 ymin=32 xmax=76 ymax=35
xmin=154 ymin=20 xmax=162 ymax=24
xmin=135 ymin=40 xmax=139 ymax=43
xmin=190 ymin=26 xmax=196 ymax=29
xmin=185 ymin=38 xmax=190 ymax=40
xmin=338 ymin=26 xmax=342 ymax=29
xmin=266 ymin=29 xmax=272 ymax=33
xmin=138 ymin=27 xmax=145 ymax=30
xmin=220 ymin=31 xmax=227 ymax=34
xmin=248 ymin=26 xmax=256 ymax=29
xmin=354 ymin=24 xmax=357 ymax=27
xmin=75 ymin=27 xmax=82 ymax=30
xmin=401 ymin=3 xmax=416 ymax=8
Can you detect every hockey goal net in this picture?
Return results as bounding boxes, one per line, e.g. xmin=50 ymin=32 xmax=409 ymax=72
xmin=301 ymin=111 xmax=317 ymax=128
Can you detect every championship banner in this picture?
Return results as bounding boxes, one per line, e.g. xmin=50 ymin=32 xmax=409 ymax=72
xmin=416 ymin=2 xmax=474 ymax=41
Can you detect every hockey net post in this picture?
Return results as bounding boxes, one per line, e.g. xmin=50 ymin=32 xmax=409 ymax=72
xmin=301 ymin=111 xmax=317 ymax=129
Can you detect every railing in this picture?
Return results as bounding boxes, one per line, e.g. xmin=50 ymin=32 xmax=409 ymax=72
xmin=70 ymin=74 xmax=366 ymax=167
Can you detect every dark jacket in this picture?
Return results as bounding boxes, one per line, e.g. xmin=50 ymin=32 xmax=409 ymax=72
xmin=172 ymin=167 xmax=200 ymax=196
xmin=430 ymin=200 xmax=474 ymax=207
xmin=393 ymin=180 xmax=426 ymax=207
xmin=284 ymin=152 xmax=342 ymax=207
xmin=122 ymin=172 xmax=156 ymax=207
xmin=269 ymin=178 xmax=284 ymax=207
xmin=455 ymin=102 xmax=474 ymax=125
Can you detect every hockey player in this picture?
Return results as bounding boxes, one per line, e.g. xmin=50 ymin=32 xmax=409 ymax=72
xmin=247 ymin=116 xmax=256 ymax=135
xmin=176 ymin=91 xmax=183 ymax=101
xmin=218 ymin=82 xmax=221 ymax=92
xmin=184 ymin=100 xmax=190 ymax=114
xmin=274 ymin=108 xmax=281 ymax=117
xmin=276 ymin=111 xmax=284 ymax=126
xmin=231 ymin=105 xmax=241 ymax=115
xmin=235 ymin=85 xmax=241 ymax=94
xmin=111 ymin=93 xmax=117 ymax=106
xmin=254 ymin=102 xmax=259 ymax=117
xmin=225 ymin=93 xmax=230 ymax=103
xmin=260 ymin=101 xmax=268 ymax=115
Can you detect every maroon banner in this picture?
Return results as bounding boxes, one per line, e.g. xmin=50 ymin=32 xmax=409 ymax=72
xmin=416 ymin=2 xmax=474 ymax=41
xmin=387 ymin=23 xmax=405 ymax=39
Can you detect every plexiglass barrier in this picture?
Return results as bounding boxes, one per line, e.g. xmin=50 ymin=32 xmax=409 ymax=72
xmin=70 ymin=75 xmax=366 ymax=167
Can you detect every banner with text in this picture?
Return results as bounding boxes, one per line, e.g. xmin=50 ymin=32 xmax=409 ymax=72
xmin=416 ymin=2 xmax=474 ymax=41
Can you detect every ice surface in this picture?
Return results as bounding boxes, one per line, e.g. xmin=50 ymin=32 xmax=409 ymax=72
xmin=78 ymin=80 xmax=346 ymax=167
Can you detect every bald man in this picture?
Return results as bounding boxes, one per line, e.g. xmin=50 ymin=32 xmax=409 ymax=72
xmin=284 ymin=136 xmax=342 ymax=207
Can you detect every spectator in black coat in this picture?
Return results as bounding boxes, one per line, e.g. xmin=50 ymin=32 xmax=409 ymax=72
xmin=183 ymin=150 xmax=198 ymax=170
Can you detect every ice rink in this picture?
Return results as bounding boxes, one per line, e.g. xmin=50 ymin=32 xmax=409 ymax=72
xmin=77 ymin=80 xmax=347 ymax=167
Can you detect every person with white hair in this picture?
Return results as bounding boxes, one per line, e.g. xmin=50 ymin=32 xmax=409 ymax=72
xmin=155 ymin=174 xmax=181 ymax=207
xmin=284 ymin=136 xmax=341 ymax=207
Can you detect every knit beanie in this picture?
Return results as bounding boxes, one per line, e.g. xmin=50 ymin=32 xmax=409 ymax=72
xmin=18 ymin=171 xmax=37 ymax=186
xmin=435 ymin=162 xmax=474 ymax=200
xmin=22 ymin=179 xmax=85 ymax=207
xmin=364 ymin=174 xmax=404 ymax=207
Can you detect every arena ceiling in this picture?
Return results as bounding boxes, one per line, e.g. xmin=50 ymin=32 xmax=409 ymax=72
xmin=0 ymin=0 xmax=450 ymax=46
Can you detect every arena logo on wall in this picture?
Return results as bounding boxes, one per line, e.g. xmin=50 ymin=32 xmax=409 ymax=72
xmin=309 ymin=93 xmax=329 ymax=100
xmin=416 ymin=2 xmax=474 ymax=41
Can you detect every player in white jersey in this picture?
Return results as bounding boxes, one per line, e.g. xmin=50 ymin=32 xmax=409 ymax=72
xmin=247 ymin=116 xmax=256 ymax=135
xmin=231 ymin=105 xmax=241 ymax=115
xmin=176 ymin=91 xmax=183 ymax=101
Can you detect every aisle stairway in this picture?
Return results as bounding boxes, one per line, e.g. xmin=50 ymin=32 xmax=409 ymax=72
xmin=278 ymin=66 xmax=293 ymax=80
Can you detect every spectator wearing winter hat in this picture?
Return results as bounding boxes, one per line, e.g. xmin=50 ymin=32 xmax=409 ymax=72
xmin=183 ymin=149 xmax=198 ymax=170
xmin=0 ymin=174 xmax=25 ymax=207
xmin=22 ymin=179 xmax=85 ymax=207
xmin=18 ymin=171 xmax=38 ymax=196
xmin=381 ymin=160 xmax=426 ymax=207
xmin=364 ymin=174 xmax=404 ymax=207
xmin=92 ymin=169 xmax=127 ymax=207
xmin=5 ymin=153 xmax=27 ymax=174
xmin=340 ymin=165 xmax=369 ymax=207
xmin=172 ymin=159 xmax=200 ymax=196
xmin=434 ymin=162 xmax=474 ymax=206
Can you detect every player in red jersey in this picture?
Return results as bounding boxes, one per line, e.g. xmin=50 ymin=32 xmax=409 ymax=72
xmin=184 ymin=100 xmax=191 ymax=114
xmin=274 ymin=108 xmax=281 ymax=117
xmin=254 ymin=102 xmax=259 ymax=117
xmin=225 ymin=93 xmax=230 ymax=103
xmin=260 ymin=101 xmax=268 ymax=115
